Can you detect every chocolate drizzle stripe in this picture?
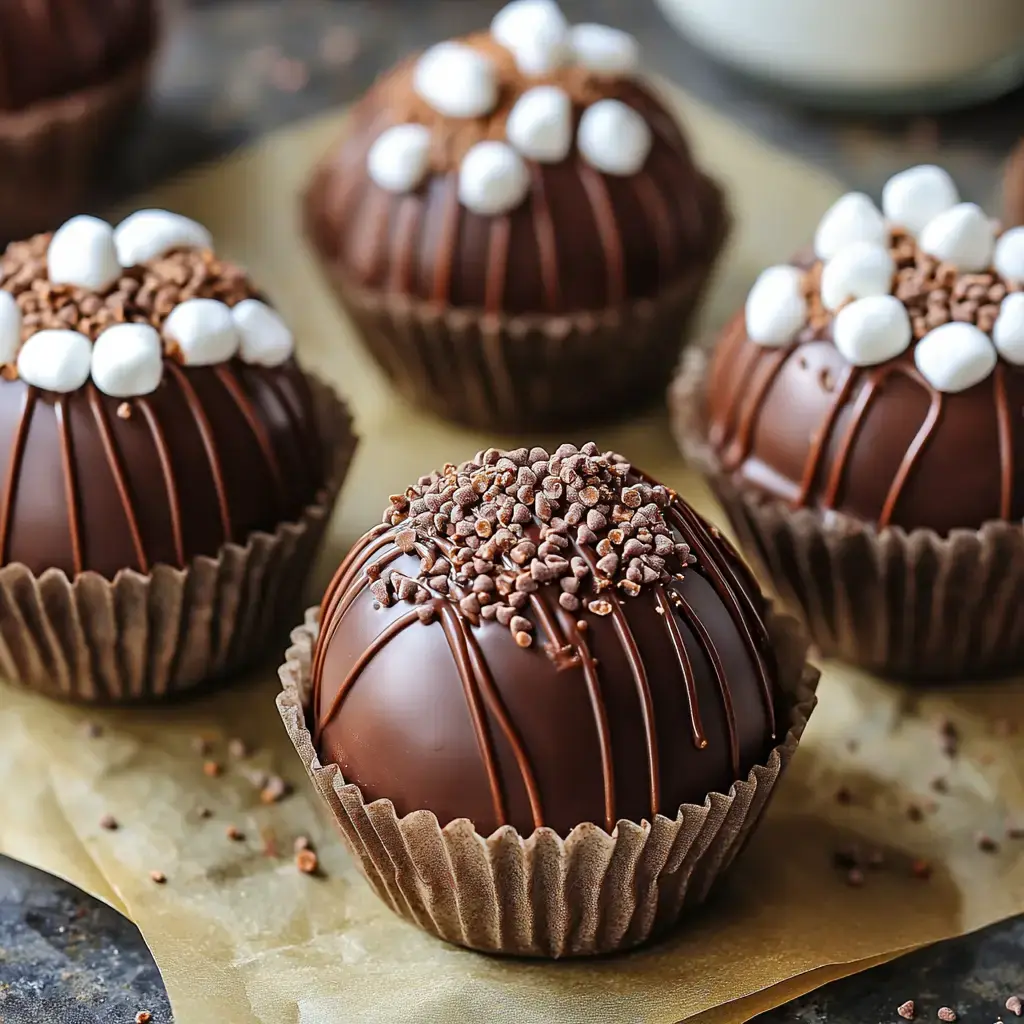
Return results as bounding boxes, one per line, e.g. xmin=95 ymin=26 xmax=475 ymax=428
xmin=655 ymin=584 xmax=707 ymax=750
xmin=714 ymin=337 xmax=768 ymax=453
xmin=318 ymin=527 xmax=393 ymax=631
xmin=484 ymin=215 xmax=511 ymax=316
xmin=575 ymin=544 xmax=660 ymax=818
xmin=878 ymin=391 xmax=943 ymax=529
xmin=88 ymin=387 xmax=149 ymax=574
xmin=795 ymin=365 xmax=857 ymax=507
xmin=461 ymin=620 xmax=546 ymax=830
xmin=528 ymin=591 xmax=566 ymax=655
xmin=431 ymin=175 xmax=460 ymax=304
xmin=726 ymin=346 xmax=793 ymax=471
xmin=137 ymin=397 xmax=185 ymax=567
xmin=557 ymin=608 xmax=617 ymax=832
xmin=438 ymin=603 xmax=508 ymax=828
xmin=995 ymin=363 xmax=1014 ymax=520
xmin=359 ymin=185 xmax=392 ymax=285
xmin=671 ymin=589 xmax=739 ymax=775
xmin=821 ymin=375 xmax=879 ymax=509
xmin=0 ymin=386 xmax=35 ymax=564
xmin=313 ymin=540 xmax=403 ymax=697
xmin=166 ymin=362 xmax=232 ymax=544
xmin=529 ymin=164 xmax=561 ymax=313
xmin=253 ymin=369 xmax=322 ymax=486
xmin=53 ymin=397 xmax=83 ymax=576
xmin=214 ymin=365 xmax=286 ymax=508
xmin=633 ymin=173 xmax=674 ymax=286
xmin=314 ymin=609 xmax=422 ymax=745
xmin=577 ymin=161 xmax=625 ymax=306
xmin=666 ymin=502 xmax=776 ymax=736
xmin=389 ymin=195 xmax=421 ymax=295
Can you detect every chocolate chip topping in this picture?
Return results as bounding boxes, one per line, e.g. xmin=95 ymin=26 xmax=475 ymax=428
xmin=801 ymin=226 xmax=1022 ymax=342
xmin=379 ymin=442 xmax=694 ymax=646
xmin=0 ymin=232 xmax=260 ymax=351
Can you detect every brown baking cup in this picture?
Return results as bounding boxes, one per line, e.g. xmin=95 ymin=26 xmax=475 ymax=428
xmin=0 ymin=377 xmax=355 ymax=703
xmin=0 ymin=55 xmax=152 ymax=242
xmin=325 ymin=262 xmax=718 ymax=432
xmin=277 ymin=604 xmax=817 ymax=958
xmin=672 ymin=347 xmax=1024 ymax=680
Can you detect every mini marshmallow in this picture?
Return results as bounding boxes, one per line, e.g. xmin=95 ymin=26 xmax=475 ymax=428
xmin=832 ymin=295 xmax=912 ymax=367
xmin=458 ymin=141 xmax=530 ymax=216
xmin=16 ymin=330 xmax=92 ymax=393
xmin=577 ymin=99 xmax=651 ymax=176
xmin=114 ymin=210 xmax=213 ymax=267
xmin=745 ymin=265 xmax=807 ymax=346
xmin=993 ymin=226 xmax=1024 ymax=282
xmin=992 ymin=293 xmax=1024 ymax=365
xmin=91 ymin=323 xmax=164 ymax=398
xmin=491 ymin=0 xmax=569 ymax=75
xmin=505 ymin=86 xmax=572 ymax=163
xmin=413 ymin=42 xmax=498 ymax=119
xmin=568 ymin=23 xmax=639 ymax=75
xmin=47 ymin=216 xmax=121 ymax=293
xmin=918 ymin=202 xmax=995 ymax=272
xmin=881 ymin=165 xmax=959 ymax=237
xmin=820 ymin=241 xmax=895 ymax=311
xmin=0 ymin=291 xmax=21 ymax=366
xmin=914 ymin=322 xmax=996 ymax=392
xmin=367 ymin=124 xmax=432 ymax=193
xmin=163 ymin=298 xmax=239 ymax=366
xmin=813 ymin=193 xmax=886 ymax=261
xmin=232 ymin=299 xmax=294 ymax=367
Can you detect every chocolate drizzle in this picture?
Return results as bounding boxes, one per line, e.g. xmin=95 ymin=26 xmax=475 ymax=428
xmin=706 ymin=311 xmax=1024 ymax=534
xmin=0 ymin=360 xmax=325 ymax=579
xmin=312 ymin=447 xmax=780 ymax=837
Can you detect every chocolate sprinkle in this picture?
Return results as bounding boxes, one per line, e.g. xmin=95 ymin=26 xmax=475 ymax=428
xmin=380 ymin=444 xmax=694 ymax=643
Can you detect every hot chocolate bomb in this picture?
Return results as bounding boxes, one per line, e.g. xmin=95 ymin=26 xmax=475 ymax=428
xmin=0 ymin=213 xmax=324 ymax=580
xmin=311 ymin=444 xmax=785 ymax=837
xmin=681 ymin=164 xmax=1024 ymax=677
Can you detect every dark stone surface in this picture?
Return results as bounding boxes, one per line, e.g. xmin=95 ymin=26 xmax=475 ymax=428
xmin=2 ymin=1 xmax=1022 ymax=1021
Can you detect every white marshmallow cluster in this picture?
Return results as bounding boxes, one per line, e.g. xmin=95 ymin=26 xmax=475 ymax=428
xmin=1 ymin=214 xmax=298 ymax=395
xmin=378 ymin=3 xmax=648 ymax=215
xmin=745 ymin=163 xmax=1024 ymax=394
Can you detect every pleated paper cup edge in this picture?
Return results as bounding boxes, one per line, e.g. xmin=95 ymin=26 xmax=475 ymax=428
xmin=276 ymin=599 xmax=818 ymax=957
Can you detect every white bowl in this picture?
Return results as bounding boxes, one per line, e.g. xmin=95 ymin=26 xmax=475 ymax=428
xmin=654 ymin=0 xmax=1024 ymax=108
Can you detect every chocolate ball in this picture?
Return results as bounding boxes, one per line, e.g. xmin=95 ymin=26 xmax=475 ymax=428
xmin=312 ymin=443 xmax=784 ymax=837
xmin=0 ymin=223 xmax=328 ymax=580
xmin=304 ymin=11 xmax=728 ymax=430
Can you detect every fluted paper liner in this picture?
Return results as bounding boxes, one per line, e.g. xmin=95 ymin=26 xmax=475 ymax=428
xmin=318 ymin=260 xmax=722 ymax=432
xmin=277 ymin=603 xmax=818 ymax=958
xmin=0 ymin=55 xmax=153 ymax=241
xmin=0 ymin=376 xmax=356 ymax=703
xmin=671 ymin=347 xmax=1024 ymax=680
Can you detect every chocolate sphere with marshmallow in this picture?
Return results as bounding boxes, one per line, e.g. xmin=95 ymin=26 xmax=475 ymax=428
xmin=304 ymin=0 xmax=728 ymax=430
xmin=0 ymin=212 xmax=347 ymax=580
xmin=672 ymin=164 xmax=1024 ymax=680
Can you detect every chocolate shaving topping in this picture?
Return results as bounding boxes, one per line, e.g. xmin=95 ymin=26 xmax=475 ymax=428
xmin=0 ymin=232 xmax=260 ymax=355
xmin=803 ymin=226 xmax=1023 ymax=342
xmin=379 ymin=443 xmax=695 ymax=646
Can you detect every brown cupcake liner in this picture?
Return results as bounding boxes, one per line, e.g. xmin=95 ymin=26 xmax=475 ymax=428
xmin=277 ymin=603 xmax=818 ymax=958
xmin=322 ymin=259 xmax=721 ymax=432
xmin=0 ymin=377 xmax=356 ymax=703
xmin=671 ymin=347 xmax=1024 ymax=680
xmin=0 ymin=55 xmax=153 ymax=242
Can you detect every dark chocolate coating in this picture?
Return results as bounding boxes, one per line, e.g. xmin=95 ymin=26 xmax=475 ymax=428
xmin=0 ymin=359 xmax=326 ymax=579
xmin=703 ymin=312 xmax=1024 ymax=534
xmin=313 ymin=494 xmax=781 ymax=838
xmin=305 ymin=42 xmax=727 ymax=317
xmin=0 ymin=0 xmax=158 ymax=111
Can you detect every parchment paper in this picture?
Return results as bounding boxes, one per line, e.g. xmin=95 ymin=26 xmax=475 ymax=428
xmin=1 ymin=89 xmax=1023 ymax=1024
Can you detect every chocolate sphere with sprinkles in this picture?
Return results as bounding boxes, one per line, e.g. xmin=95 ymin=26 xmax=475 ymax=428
xmin=312 ymin=443 xmax=788 ymax=838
